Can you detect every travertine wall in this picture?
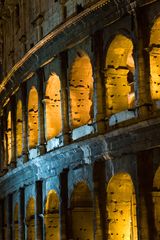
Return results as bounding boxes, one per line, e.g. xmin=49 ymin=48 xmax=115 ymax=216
xmin=0 ymin=0 xmax=160 ymax=240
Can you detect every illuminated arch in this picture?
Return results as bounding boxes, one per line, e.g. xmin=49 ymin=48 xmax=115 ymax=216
xmin=69 ymin=52 xmax=93 ymax=128
xmin=45 ymin=73 xmax=62 ymax=140
xmin=16 ymin=100 xmax=23 ymax=157
xmin=71 ymin=182 xmax=94 ymax=239
xmin=14 ymin=203 xmax=19 ymax=240
xmin=28 ymin=87 xmax=38 ymax=149
xmin=7 ymin=111 xmax=12 ymax=164
xmin=106 ymin=173 xmax=137 ymax=240
xmin=153 ymin=167 xmax=160 ymax=239
xmin=150 ymin=17 xmax=160 ymax=100
xmin=26 ymin=198 xmax=35 ymax=240
xmin=105 ymin=34 xmax=135 ymax=116
xmin=44 ymin=190 xmax=60 ymax=240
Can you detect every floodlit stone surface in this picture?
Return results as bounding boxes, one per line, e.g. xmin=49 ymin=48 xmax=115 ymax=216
xmin=153 ymin=167 xmax=160 ymax=240
xmin=71 ymin=182 xmax=94 ymax=240
xmin=0 ymin=1 xmax=159 ymax=240
xmin=150 ymin=18 xmax=160 ymax=101
xmin=45 ymin=73 xmax=62 ymax=140
xmin=45 ymin=190 xmax=60 ymax=240
xmin=70 ymin=52 xmax=93 ymax=128
xmin=28 ymin=86 xmax=39 ymax=149
xmin=105 ymin=34 xmax=135 ymax=116
xmin=26 ymin=198 xmax=35 ymax=240
xmin=7 ymin=111 xmax=12 ymax=164
xmin=107 ymin=173 xmax=137 ymax=240
xmin=16 ymin=100 xmax=23 ymax=157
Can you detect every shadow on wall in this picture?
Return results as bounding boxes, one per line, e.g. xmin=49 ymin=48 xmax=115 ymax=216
xmin=71 ymin=182 xmax=94 ymax=240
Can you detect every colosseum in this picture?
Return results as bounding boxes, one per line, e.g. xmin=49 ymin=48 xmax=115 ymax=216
xmin=0 ymin=0 xmax=160 ymax=239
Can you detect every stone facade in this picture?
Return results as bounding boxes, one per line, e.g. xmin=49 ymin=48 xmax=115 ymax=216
xmin=0 ymin=0 xmax=160 ymax=239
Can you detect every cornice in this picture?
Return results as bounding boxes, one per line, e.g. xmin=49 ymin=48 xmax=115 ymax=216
xmin=0 ymin=0 xmax=110 ymax=94
xmin=0 ymin=0 xmax=157 ymax=109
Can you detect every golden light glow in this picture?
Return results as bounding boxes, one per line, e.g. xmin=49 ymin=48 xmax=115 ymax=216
xmin=16 ymin=100 xmax=23 ymax=157
xmin=14 ymin=204 xmax=19 ymax=240
xmin=107 ymin=173 xmax=137 ymax=240
xmin=153 ymin=167 xmax=160 ymax=189
xmin=45 ymin=190 xmax=60 ymax=240
xmin=153 ymin=167 xmax=160 ymax=238
xmin=45 ymin=73 xmax=62 ymax=141
xmin=71 ymin=182 xmax=94 ymax=240
xmin=70 ymin=52 xmax=93 ymax=128
xmin=7 ymin=111 xmax=12 ymax=164
xmin=28 ymin=87 xmax=38 ymax=149
xmin=105 ymin=34 xmax=135 ymax=116
xmin=150 ymin=18 xmax=160 ymax=100
xmin=26 ymin=198 xmax=35 ymax=240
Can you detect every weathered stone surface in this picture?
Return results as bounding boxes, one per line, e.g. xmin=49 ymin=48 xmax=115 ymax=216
xmin=0 ymin=1 xmax=160 ymax=240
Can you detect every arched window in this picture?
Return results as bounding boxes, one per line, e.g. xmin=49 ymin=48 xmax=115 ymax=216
xmin=16 ymin=100 xmax=23 ymax=157
xmin=45 ymin=190 xmax=60 ymax=240
xmin=7 ymin=111 xmax=12 ymax=164
xmin=106 ymin=173 xmax=137 ymax=240
xmin=105 ymin=34 xmax=135 ymax=116
xmin=153 ymin=167 xmax=160 ymax=239
xmin=69 ymin=52 xmax=93 ymax=128
xmin=14 ymin=204 xmax=19 ymax=240
xmin=71 ymin=182 xmax=94 ymax=240
xmin=45 ymin=73 xmax=62 ymax=140
xmin=150 ymin=18 xmax=160 ymax=101
xmin=28 ymin=87 xmax=38 ymax=149
xmin=26 ymin=198 xmax=35 ymax=240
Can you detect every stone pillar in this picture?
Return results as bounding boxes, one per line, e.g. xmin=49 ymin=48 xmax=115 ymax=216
xmin=2 ymin=109 xmax=8 ymax=169
xmin=0 ymin=198 xmax=5 ymax=240
xmin=60 ymin=168 xmax=69 ymax=240
xmin=59 ymin=51 xmax=71 ymax=145
xmin=7 ymin=194 xmax=13 ymax=240
xmin=36 ymin=180 xmax=44 ymax=240
xmin=19 ymin=187 xmax=25 ymax=240
xmin=93 ymin=160 xmax=106 ymax=240
xmin=0 ymin=115 xmax=4 ymax=171
xmin=92 ymin=30 xmax=106 ymax=133
xmin=137 ymin=151 xmax=156 ymax=240
xmin=10 ymin=96 xmax=17 ymax=169
xmin=21 ymin=82 xmax=28 ymax=162
xmin=37 ymin=68 xmax=46 ymax=155
xmin=133 ymin=9 xmax=152 ymax=117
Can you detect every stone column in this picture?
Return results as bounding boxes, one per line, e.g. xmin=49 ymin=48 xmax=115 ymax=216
xmin=7 ymin=194 xmax=13 ymax=240
xmin=21 ymin=82 xmax=28 ymax=162
xmin=0 ymin=115 xmax=4 ymax=172
xmin=36 ymin=180 xmax=44 ymax=240
xmin=59 ymin=51 xmax=71 ymax=145
xmin=37 ymin=68 xmax=46 ymax=155
xmin=19 ymin=187 xmax=25 ymax=240
xmin=93 ymin=160 xmax=107 ymax=240
xmin=137 ymin=151 xmax=156 ymax=240
xmin=10 ymin=96 xmax=17 ymax=169
xmin=3 ymin=109 xmax=8 ymax=169
xmin=92 ymin=30 xmax=106 ymax=133
xmin=0 ymin=198 xmax=5 ymax=240
xmin=133 ymin=8 xmax=152 ymax=117
xmin=60 ymin=168 xmax=69 ymax=240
